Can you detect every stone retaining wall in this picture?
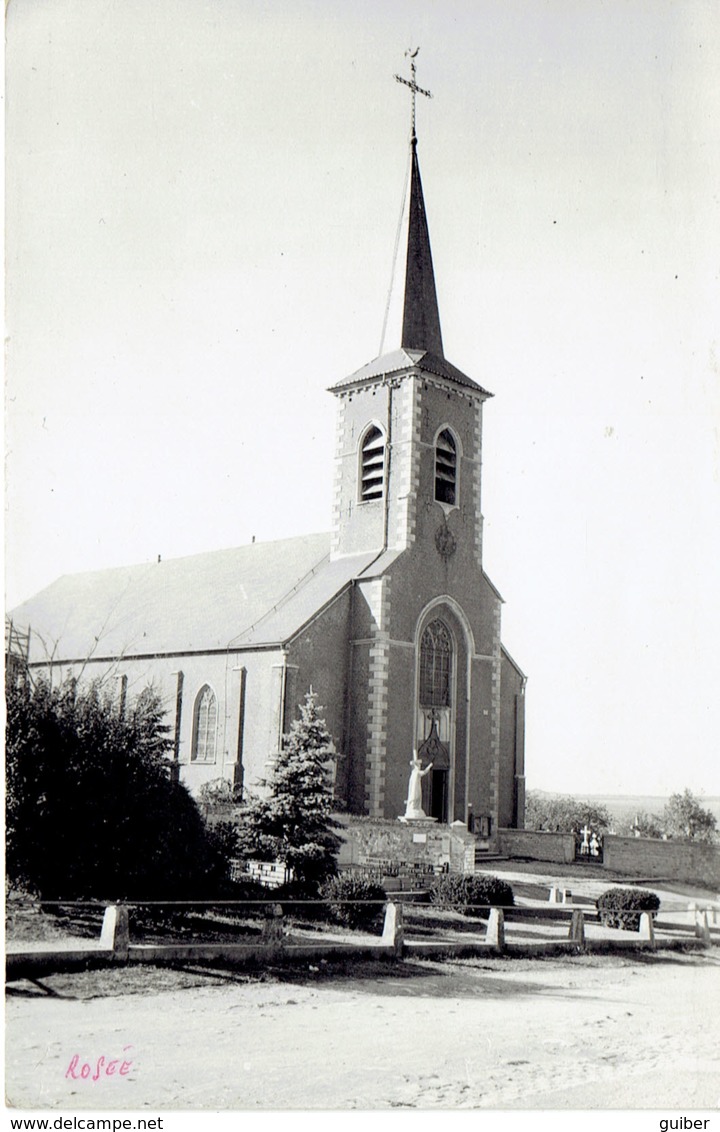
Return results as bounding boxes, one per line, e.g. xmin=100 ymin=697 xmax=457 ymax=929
xmin=497 ymin=828 xmax=575 ymax=864
xmin=498 ymin=828 xmax=720 ymax=889
xmin=603 ymin=835 xmax=720 ymax=888
xmin=337 ymin=816 xmax=476 ymax=876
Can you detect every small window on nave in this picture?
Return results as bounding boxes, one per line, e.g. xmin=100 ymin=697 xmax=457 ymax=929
xmin=192 ymin=684 xmax=218 ymax=763
xmin=435 ymin=429 xmax=457 ymax=505
xmin=360 ymin=425 xmax=386 ymax=501
xmin=419 ymin=619 xmax=452 ymax=707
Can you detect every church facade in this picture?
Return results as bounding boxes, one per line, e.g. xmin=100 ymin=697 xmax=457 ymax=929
xmin=11 ymin=112 xmax=526 ymax=840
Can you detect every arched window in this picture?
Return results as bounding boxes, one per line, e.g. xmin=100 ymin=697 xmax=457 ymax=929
xmin=419 ymin=619 xmax=452 ymax=707
xmin=435 ymin=429 xmax=457 ymax=505
xmin=360 ymin=425 xmax=385 ymax=501
xmin=192 ymin=684 xmax=218 ymax=763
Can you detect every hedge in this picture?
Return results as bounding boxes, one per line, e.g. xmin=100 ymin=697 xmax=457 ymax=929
xmin=320 ymin=873 xmax=388 ymax=932
xmin=596 ymin=886 xmax=660 ymax=931
xmin=429 ymin=873 xmax=514 ymax=918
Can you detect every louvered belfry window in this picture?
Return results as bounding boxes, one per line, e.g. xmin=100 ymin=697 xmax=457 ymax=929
xmin=435 ymin=429 xmax=457 ymax=505
xmin=360 ymin=425 xmax=385 ymax=501
xmin=192 ymin=684 xmax=218 ymax=762
xmin=419 ymin=619 xmax=452 ymax=707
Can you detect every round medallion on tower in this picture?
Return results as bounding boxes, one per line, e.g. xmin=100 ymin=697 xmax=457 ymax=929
xmin=435 ymin=522 xmax=457 ymax=560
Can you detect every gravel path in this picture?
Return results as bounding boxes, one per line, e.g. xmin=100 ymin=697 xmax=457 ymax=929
xmin=6 ymin=951 xmax=719 ymax=1111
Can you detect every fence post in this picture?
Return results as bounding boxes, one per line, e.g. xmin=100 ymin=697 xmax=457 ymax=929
xmin=568 ymin=909 xmax=585 ymax=945
xmin=381 ymin=902 xmax=404 ymax=956
xmin=695 ymin=909 xmax=711 ymax=943
xmin=638 ymin=912 xmax=655 ymax=947
xmin=100 ymin=904 xmax=129 ymax=961
xmin=486 ymin=907 xmax=505 ymax=951
xmin=261 ymin=903 xmax=285 ymax=950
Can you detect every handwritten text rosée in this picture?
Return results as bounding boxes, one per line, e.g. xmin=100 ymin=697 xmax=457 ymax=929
xmin=65 ymin=1046 xmax=134 ymax=1082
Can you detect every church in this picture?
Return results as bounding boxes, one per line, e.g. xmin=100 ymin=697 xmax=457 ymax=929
xmin=10 ymin=69 xmax=527 ymax=841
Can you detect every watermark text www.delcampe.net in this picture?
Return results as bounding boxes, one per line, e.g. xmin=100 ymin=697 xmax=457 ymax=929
xmin=9 ymin=1120 xmax=164 ymax=1130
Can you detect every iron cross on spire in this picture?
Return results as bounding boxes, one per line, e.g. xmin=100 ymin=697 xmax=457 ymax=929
xmin=394 ymin=48 xmax=432 ymax=142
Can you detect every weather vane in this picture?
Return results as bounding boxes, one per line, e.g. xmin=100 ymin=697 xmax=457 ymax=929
xmin=394 ymin=47 xmax=432 ymax=141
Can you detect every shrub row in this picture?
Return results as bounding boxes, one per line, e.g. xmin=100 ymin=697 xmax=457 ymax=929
xmin=320 ymin=872 xmax=516 ymax=927
xmin=220 ymin=870 xmax=517 ymax=932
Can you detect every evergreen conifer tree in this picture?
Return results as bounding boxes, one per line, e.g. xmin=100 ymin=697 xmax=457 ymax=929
xmin=236 ymin=689 xmax=341 ymax=888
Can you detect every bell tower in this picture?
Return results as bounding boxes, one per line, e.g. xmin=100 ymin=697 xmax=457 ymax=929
xmin=328 ymin=54 xmax=492 ymax=568
xmin=327 ymin=54 xmax=525 ymax=830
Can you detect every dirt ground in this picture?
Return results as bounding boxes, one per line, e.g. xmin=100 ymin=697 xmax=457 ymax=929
xmin=6 ymin=949 xmax=720 ymax=1111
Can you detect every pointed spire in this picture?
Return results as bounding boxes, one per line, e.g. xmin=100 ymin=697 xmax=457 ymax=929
xmin=394 ymin=53 xmax=444 ymax=358
xmin=401 ymin=138 xmax=444 ymax=358
xmin=332 ymin=56 xmax=491 ymax=398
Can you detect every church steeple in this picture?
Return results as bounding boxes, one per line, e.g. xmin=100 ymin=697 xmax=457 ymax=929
xmin=401 ymin=138 xmax=444 ymax=357
xmin=329 ymin=56 xmax=492 ymax=565
xmin=395 ymin=50 xmax=444 ymax=358
xmin=333 ymin=51 xmax=489 ymax=395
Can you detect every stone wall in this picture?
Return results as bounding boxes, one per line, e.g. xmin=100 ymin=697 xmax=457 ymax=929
xmin=497 ymin=828 xmax=575 ymax=864
xmin=603 ymin=836 xmax=720 ymax=889
xmin=498 ymin=828 xmax=720 ymax=889
xmin=337 ymin=816 xmax=476 ymax=876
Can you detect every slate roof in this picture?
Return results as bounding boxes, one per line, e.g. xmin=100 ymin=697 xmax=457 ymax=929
xmin=401 ymin=140 xmax=444 ymax=358
xmin=12 ymin=534 xmax=381 ymax=663
xmin=329 ymin=347 xmax=492 ymax=397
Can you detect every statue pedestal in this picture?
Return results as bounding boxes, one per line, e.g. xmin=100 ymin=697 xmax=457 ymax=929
xmin=338 ymin=815 xmax=476 ymax=877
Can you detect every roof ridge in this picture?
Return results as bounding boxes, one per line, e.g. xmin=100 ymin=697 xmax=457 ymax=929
xmin=225 ymin=550 xmax=332 ymax=647
xmin=25 ymin=531 xmax=334 ymax=592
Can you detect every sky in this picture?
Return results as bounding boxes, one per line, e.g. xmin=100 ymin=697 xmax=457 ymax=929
xmin=5 ymin=0 xmax=720 ymax=798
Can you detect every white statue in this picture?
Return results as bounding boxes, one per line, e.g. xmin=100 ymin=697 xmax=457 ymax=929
xmin=404 ymin=751 xmax=433 ymax=819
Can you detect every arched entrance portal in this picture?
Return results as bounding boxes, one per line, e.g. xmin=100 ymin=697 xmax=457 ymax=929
xmin=417 ymin=619 xmax=453 ymax=823
xmin=417 ymin=710 xmax=450 ymax=821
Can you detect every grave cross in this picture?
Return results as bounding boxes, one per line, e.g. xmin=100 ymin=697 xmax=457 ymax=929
xmin=394 ymin=48 xmax=432 ymax=141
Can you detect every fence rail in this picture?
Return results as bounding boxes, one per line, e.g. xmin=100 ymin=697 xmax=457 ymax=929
xmin=7 ymin=894 xmax=717 ymax=985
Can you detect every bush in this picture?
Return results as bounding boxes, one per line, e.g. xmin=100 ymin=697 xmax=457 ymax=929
xmin=429 ymin=873 xmax=514 ymax=918
xmin=320 ymin=873 xmax=387 ymax=932
xmin=596 ymin=887 xmax=660 ymax=931
xmin=6 ymin=676 xmax=229 ymax=900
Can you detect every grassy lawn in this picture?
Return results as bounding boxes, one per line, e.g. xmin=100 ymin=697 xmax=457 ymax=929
xmin=6 ymin=896 xmax=385 ymax=948
xmin=476 ymin=858 xmax=611 ymax=881
xmin=478 ymin=858 xmax=719 ymax=902
xmin=8 ymin=947 xmax=713 ymax=1004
